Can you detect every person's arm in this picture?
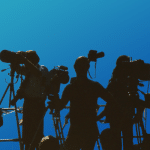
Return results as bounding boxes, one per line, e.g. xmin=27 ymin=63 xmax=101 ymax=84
xmin=57 ymin=85 xmax=71 ymax=111
xmin=97 ymin=83 xmax=115 ymax=103
xmin=96 ymin=82 xmax=115 ymax=121
xmin=48 ymin=84 xmax=71 ymax=111
xmin=16 ymin=51 xmax=42 ymax=76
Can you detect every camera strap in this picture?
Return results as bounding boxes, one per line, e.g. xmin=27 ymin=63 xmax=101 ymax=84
xmin=95 ymin=61 xmax=97 ymax=78
xmin=88 ymin=61 xmax=97 ymax=79
xmin=88 ymin=70 xmax=93 ymax=79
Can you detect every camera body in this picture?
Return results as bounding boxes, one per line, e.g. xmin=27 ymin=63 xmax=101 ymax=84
xmin=123 ymin=59 xmax=144 ymax=79
xmin=0 ymin=50 xmax=25 ymax=64
xmin=0 ymin=50 xmax=39 ymax=65
xmin=88 ymin=50 xmax=104 ymax=62
xmin=115 ymin=58 xmax=150 ymax=80
xmin=110 ymin=59 xmax=150 ymax=98
xmin=48 ymin=66 xmax=69 ymax=95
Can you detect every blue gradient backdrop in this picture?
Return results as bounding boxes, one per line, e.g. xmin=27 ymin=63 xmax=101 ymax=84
xmin=0 ymin=0 xmax=150 ymax=149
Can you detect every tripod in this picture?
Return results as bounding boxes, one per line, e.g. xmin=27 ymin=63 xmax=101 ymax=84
xmin=52 ymin=109 xmax=65 ymax=146
xmin=48 ymin=94 xmax=65 ymax=147
xmin=48 ymin=81 xmax=65 ymax=147
xmin=0 ymin=64 xmax=23 ymax=150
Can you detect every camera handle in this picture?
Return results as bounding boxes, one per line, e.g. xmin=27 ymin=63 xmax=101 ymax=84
xmin=0 ymin=64 xmax=23 ymax=150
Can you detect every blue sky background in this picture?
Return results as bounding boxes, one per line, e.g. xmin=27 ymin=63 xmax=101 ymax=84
xmin=0 ymin=0 xmax=150 ymax=149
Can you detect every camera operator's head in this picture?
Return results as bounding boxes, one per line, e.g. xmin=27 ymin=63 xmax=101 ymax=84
xmin=74 ymin=56 xmax=90 ymax=77
xmin=116 ymin=55 xmax=130 ymax=66
xmin=26 ymin=50 xmax=40 ymax=65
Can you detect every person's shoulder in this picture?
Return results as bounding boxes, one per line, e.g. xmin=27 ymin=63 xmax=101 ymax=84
xmin=88 ymin=79 xmax=102 ymax=85
xmin=88 ymin=79 xmax=105 ymax=90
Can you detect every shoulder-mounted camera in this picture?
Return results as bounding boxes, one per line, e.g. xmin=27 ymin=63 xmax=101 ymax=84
xmin=48 ymin=66 xmax=69 ymax=95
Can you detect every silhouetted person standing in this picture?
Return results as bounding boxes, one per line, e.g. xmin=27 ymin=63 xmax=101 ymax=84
xmin=100 ymin=55 xmax=145 ymax=150
xmin=50 ymin=56 xmax=114 ymax=150
xmin=11 ymin=50 xmax=48 ymax=150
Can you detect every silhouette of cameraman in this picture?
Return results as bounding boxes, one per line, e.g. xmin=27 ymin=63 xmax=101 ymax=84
xmin=99 ymin=55 xmax=145 ymax=150
xmin=49 ymin=56 xmax=114 ymax=150
xmin=10 ymin=50 xmax=48 ymax=150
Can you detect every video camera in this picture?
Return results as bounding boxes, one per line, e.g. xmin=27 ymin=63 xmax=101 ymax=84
xmin=116 ymin=57 xmax=150 ymax=80
xmin=112 ymin=56 xmax=150 ymax=108
xmin=86 ymin=50 xmax=105 ymax=78
xmin=47 ymin=66 xmax=69 ymax=114
xmin=0 ymin=50 xmax=26 ymax=64
xmin=88 ymin=50 xmax=104 ymax=62
xmin=48 ymin=65 xmax=69 ymax=95
xmin=0 ymin=50 xmax=39 ymax=65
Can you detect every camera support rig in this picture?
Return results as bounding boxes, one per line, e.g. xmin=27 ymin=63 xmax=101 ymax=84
xmin=44 ymin=65 xmax=69 ymax=148
xmin=0 ymin=64 xmax=23 ymax=150
xmin=52 ymin=107 xmax=65 ymax=146
xmin=48 ymin=92 xmax=65 ymax=147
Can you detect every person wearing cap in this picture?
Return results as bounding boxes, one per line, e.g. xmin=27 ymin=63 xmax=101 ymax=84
xmin=49 ymin=56 xmax=114 ymax=150
xmin=10 ymin=50 xmax=48 ymax=150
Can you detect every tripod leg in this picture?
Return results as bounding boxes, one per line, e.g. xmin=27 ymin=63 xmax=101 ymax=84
xmin=11 ymin=86 xmax=23 ymax=149
xmin=9 ymin=71 xmax=23 ymax=150
xmin=14 ymin=103 xmax=23 ymax=150
xmin=58 ymin=117 xmax=65 ymax=144
xmin=0 ymin=83 xmax=10 ymax=105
